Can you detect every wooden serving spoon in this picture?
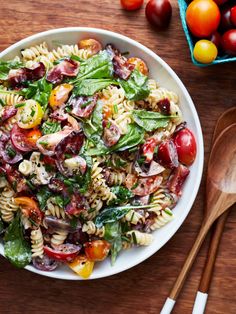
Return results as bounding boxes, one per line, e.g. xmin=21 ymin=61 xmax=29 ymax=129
xmin=160 ymin=123 xmax=236 ymax=314
xmin=192 ymin=107 xmax=236 ymax=314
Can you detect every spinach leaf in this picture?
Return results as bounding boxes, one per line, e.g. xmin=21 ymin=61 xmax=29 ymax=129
xmin=74 ymin=78 xmax=118 ymax=96
xmin=70 ymin=51 xmax=114 ymax=84
xmin=20 ymin=77 xmax=52 ymax=111
xmin=83 ymin=100 xmax=103 ymax=141
xmin=41 ymin=120 xmax=61 ymax=135
xmin=110 ymin=124 xmax=144 ymax=151
xmin=0 ymin=218 xmax=4 ymax=235
xmin=132 ymin=109 xmax=171 ymax=132
xmin=0 ymin=59 xmax=23 ymax=80
xmin=118 ymin=69 xmax=150 ymax=101
xmin=109 ymin=186 xmax=133 ymax=206
xmin=36 ymin=186 xmax=53 ymax=210
xmin=4 ymin=213 xmax=31 ymax=268
xmin=104 ymin=221 xmax=122 ymax=265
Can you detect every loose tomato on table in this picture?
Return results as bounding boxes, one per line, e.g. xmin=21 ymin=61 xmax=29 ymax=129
xmin=127 ymin=57 xmax=149 ymax=75
xmin=44 ymin=244 xmax=81 ymax=262
xmin=193 ymin=40 xmax=218 ymax=64
xmin=14 ymin=197 xmax=43 ymax=227
xmin=173 ymin=128 xmax=197 ymax=166
xmin=49 ymin=83 xmax=73 ymax=109
xmin=68 ymin=255 xmax=94 ymax=278
xmin=120 ymin=0 xmax=144 ymax=11
xmin=16 ymin=99 xmax=43 ymax=129
xmin=145 ymin=0 xmax=172 ymax=29
xmin=186 ymin=0 xmax=221 ymax=37
xmin=84 ymin=240 xmax=110 ymax=262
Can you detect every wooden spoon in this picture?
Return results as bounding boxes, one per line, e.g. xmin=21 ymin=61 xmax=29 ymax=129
xmin=160 ymin=123 xmax=236 ymax=314
xmin=192 ymin=107 xmax=236 ymax=314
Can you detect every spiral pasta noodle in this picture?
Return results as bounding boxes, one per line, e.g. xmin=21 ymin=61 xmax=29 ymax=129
xmin=51 ymin=230 xmax=68 ymax=247
xmin=31 ymin=228 xmax=44 ymax=258
xmin=45 ymin=197 xmax=66 ymax=219
xmin=124 ymin=210 xmax=145 ymax=225
xmin=18 ymin=160 xmax=34 ymax=176
xmin=149 ymin=187 xmax=173 ymax=216
xmin=0 ymin=116 xmax=17 ymax=133
xmin=0 ymin=176 xmax=8 ymax=189
xmin=21 ymin=42 xmax=49 ymax=61
xmin=149 ymin=208 xmax=174 ymax=231
xmin=126 ymin=230 xmax=153 ymax=246
xmin=82 ymin=221 xmax=105 ymax=237
xmin=0 ymin=88 xmax=24 ymax=106
xmin=104 ymin=169 xmax=126 ymax=186
xmin=0 ymin=187 xmax=18 ymax=223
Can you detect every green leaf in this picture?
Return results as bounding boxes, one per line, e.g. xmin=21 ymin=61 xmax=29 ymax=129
xmin=109 ymin=186 xmax=133 ymax=206
xmin=0 ymin=218 xmax=4 ymax=235
xmin=0 ymin=59 xmax=23 ymax=80
xmin=4 ymin=213 xmax=31 ymax=268
xmin=41 ymin=120 xmax=61 ymax=135
xmin=132 ymin=109 xmax=171 ymax=132
xmin=70 ymin=51 xmax=114 ymax=84
xmin=36 ymin=186 xmax=53 ymax=210
xmin=83 ymin=100 xmax=103 ymax=140
xmin=118 ymin=69 xmax=150 ymax=101
xmin=104 ymin=221 xmax=123 ymax=265
xmin=110 ymin=124 xmax=144 ymax=152
xmin=74 ymin=78 xmax=118 ymax=96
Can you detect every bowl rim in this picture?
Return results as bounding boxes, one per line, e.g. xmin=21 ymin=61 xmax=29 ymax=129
xmin=0 ymin=27 xmax=204 ymax=280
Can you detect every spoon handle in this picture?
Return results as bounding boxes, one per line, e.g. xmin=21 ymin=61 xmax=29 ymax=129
xmin=160 ymin=219 xmax=212 ymax=314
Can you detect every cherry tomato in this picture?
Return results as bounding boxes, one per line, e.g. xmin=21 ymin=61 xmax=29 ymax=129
xmin=120 ymin=0 xmax=144 ymax=10
xmin=145 ymin=0 xmax=172 ymax=29
xmin=220 ymin=4 xmax=234 ymax=30
xmin=68 ymin=255 xmax=94 ymax=279
xmin=142 ymin=137 xmax=158 ymax=162
xmin=125 ymin=174 xmax=163 ymax=196
xmin=193 ymin=40 xmax=218 ymax=64
xmin=128 ymin=57 xmax=149 ymax=75
xmin=10 ymin=124 xmax=36 ymax=152
xmin=49 ymin=83 xmax=73 ymax=109
xmin=167 ymin=164 xmax=190 ymax=196
xmin=213 ymin=0 xmax=228 ymax=5
xmin=103 ymin=105 xmax=112 ymax=119
xmin=78 ymin=39 xmax=102 ymax=55
xmin=173 ymin=128 xmax=197 ymax=166
xmin=44 ymin=244 xmax=81 ymax=262
xmin=157 ymin=139 xmax=179 ymax=169
xmin=25 ymin=129 xmax=42 ymax=146
xmin=221 ymin=29 xmax=236 ymax=55
xmin=16 ymin=99 xmax=43 ymax=129
xmin=14 ymin=197 xmax=43 ymax=227
xmin=231 ymin=6 xmax=236 ymax=26
xmin=186 ymin=0 xmax=220 ymax=37
xmin=84 ymin=240 xmax=110 ymax=262
xmin=210 ymin=32 xmax=221 ymax=48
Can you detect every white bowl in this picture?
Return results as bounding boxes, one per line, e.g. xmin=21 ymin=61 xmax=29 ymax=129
xmin=0 ymin=27 xmax=204 ymax=280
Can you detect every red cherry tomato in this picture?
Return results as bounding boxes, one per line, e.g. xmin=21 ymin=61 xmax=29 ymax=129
xmin=186 ymin=0 xmax=221 ymax=37
xmin=221 ymin=29 xmax=236 ymax=55
xmin=10 ymin=124 xmax=40 ymax=152
xmin=44 ymin=244 xmax=81 ymax=262
xmin=157 ymin=139 xmax=179 ymax=169
xmin=120 ymin=0 xmax=144 ymax=10
xmin=173 ymin=128 xmax=197 ymax=166
xmin=145 ymin=0 xmax=172 ymax=30
xmin=84 ymin=240 xmax=110 ymax=261
xmin=210 ymin=31 xmax=221 ymax=48
xmin=14 ymin=197 xmax=43 ymax=227
xmin=213 ymin=0 xmax=228 ymax=5
xmin=231 ymin=6 xmax=236 ymax=26
xmin=220 ymin=4 xmax=234 ymax=31
xmin=142 ymin=137 xmax=158 ymax=163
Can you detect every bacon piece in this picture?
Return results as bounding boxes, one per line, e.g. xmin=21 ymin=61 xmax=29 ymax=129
xmin=0 ymin=164 xmax=28 ymax=193
xmin=50 ymin=104 xmax=68 ymax=121
xmin=65 ymin=193 xmax=88 ymax=216
xmin=46 ymin=59 xmax=79 ymax=84
xmin=102 ymin=120 xmax=121 ymax=147
xmin=0 ymin=132 xmax=23 ymax=164
xmin=157 ymin=99 xmax=171 ymax=115
xmin=1 ymin=106 xmax=17 ymax=122
xmin=167 ymin=164 xmax=190 ymax=196
xmin=69 ymin=94 xmax=98 ymax=118
xmin=125 ymin=174 xmax=163 ymax=196
xmin=8 ymin=62 xmax=45 ymax=87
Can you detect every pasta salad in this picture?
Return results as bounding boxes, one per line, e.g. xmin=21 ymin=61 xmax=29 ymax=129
xmin=0 ymin=38 xmax=196 ymax=278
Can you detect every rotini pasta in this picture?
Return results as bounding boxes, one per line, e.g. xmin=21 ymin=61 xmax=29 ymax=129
xmin=0 ymin=187 xmax=18 ymax=223
xmin=124 ymin=209 xmax=145 ymax=225
xmin=51 ymin=230 xmax=68 ymax=247
xmin=149 ymin=208 xmax=174 ymax=231
xmin=45 ymin=197 xmax=66 ymax=219
xmin=0 ymin=88 xmax=24 ymax=106
xmin=21 ymin=42 xmax=49 ymax=60
xmin=82 ymin=221 xmax=105 ymax=237
xmin=126 ymin=230 xmax=153 ymax=246
xmin=31 ymin=228 xmax=44 ymax=258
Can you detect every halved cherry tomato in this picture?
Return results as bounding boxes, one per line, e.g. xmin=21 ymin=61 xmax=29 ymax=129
xmin=174 ymin=128 xmax=197 ymax=166
xmin=68 ymin=254 xmax=94 ymax=278
xmin=78 ymin=39 xmax=102 ymax=55
xmin=10 ymin=124 xmax=41 ymax=152
xmin=16 ymin=99 xmax=43 ymax=129
xmin=120 ymin=0 xmax=144 ymax=11
xmin=44 ymin=244 xmax=81 ymax=262
xmin=14 ymin=197 xmax=43 ymax=227
xmin=84 ymin=240 xmax=110 ymax=262
xmin=186 ymin=0 xmax=221 ymax=37
xmin=128 ymin=57 xmax=149 ymax=76
xmin=25 ymin=128 xmax=42 ymax=145
xmin=103 ymin=105 xmax=112 ymax=119
xmin=142 ymin=137 xmax=158 ymax=163
xmin=49 ymin=83 xmax=73 ymax=109
xmin=157 ymin=139 xmax=179 ymax=169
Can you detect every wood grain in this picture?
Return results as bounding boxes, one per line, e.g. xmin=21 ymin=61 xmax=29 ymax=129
xmin=0 ymin=1 xmax=236 ymax=313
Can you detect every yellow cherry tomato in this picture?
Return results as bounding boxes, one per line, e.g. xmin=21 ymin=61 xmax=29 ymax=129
xmin=193 ymin=40 xmax=218 ymax=64
xmin=68 ymin=255 xmax=94 ymax=279
xmin=16 ymin=99 xmax=43 ymax=129
xmin=127 ymin=57 xmax=149 ymax=76
xmin=49 ymin=83 xmax=73 ymax=109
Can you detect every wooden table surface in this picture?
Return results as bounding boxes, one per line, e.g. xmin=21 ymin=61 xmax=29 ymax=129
xmin=1 ymin=1 xmax=236 ymax=313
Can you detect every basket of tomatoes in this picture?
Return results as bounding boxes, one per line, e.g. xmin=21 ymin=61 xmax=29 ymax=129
xmin=178 ymin=0 xmax=236 ymax=66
